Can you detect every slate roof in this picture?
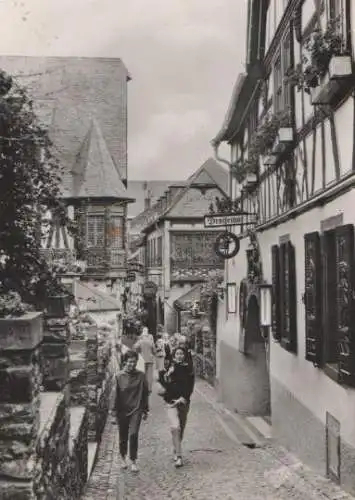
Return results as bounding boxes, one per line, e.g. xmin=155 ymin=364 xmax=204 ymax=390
xmin=0 ymin=55 xmax=131 ymax=197
xmin=68 ymin=118 xmax=134 ymax=200
xmin=136 ymin=158 xmax=228 ymax=232
xmin=74 ymin=281 xmax=121 ymax=312
xmin=126 ymin=180 xmax=184 ymax=218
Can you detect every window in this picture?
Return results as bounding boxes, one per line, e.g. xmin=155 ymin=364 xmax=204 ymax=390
xmin=282 ymin=33 xmax=292 ymax=108
xmin=304 ymin=225 xmax=355 ymax=386
xmin=328 ymin=0 xmax=346 ymax=50
xmin=273 ymin=28 xmax=292 ymax=113
xmin=157 ymin=236 xmax=163 ymax=266
xmin=87 ymin=215 xmax=105 ymax=247
xmin=273 ymin=55 xmax=283 ymax=112
xmin=108 ymin=216 xmax=123 ymax=248
xmin=271 ymin=241 xmax=297 ymax=352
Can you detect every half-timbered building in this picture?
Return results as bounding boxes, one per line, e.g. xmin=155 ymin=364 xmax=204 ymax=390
xmin=0 ymin=56 xmax=134 ymax=295
xmin=131 ymin=158 xmax=228 ymax=334
xmin=212 ymin=0 xmax=355 ymax=493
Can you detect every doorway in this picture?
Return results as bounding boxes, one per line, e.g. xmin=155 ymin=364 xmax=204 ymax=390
xmin=244 ymin=294 xmax=271 ymax=416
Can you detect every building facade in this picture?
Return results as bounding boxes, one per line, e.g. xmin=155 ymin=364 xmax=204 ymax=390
xmin=212 ymin=0 xmax=355 ymax=494
xmin=0 ymin=56 xmax=134 ymax=292
xmin=130 ymin=158 xmax=228 ymax=333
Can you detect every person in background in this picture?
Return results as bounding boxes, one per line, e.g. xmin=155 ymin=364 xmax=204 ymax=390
xmin=164 ymin=332 xmax=181 ymax=367
xmin=176 ymin=334 xmax=194 ymax=372
xmin=133 ymin=326 xmax=156 ymax=393
xmin=159 ymin=346 xmax=195 ymax=468
xmin=114 ymin=350 xmax=149 ymax=473
xmin=155 ymin=329 xmax=166 ymax=374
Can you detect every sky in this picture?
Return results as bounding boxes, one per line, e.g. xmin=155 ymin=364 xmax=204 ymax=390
xmin=0 ymin=0 xmax=247 ymax=180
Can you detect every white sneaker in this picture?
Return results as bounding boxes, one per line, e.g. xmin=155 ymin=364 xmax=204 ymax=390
xmin=175 ymin=457 xmax=183 ymax=468
xmin=121 ymin=457 xmax=128 ymax=469
xmin=131 ymin=462 xmax=139 ymax=473
xmin=173 ymin=455 xmax=178 ymax=462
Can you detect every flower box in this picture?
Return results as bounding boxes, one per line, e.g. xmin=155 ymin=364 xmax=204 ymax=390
xmin=263 ymin=155 xmax=277 ymax=167
xmin=272 ymin=127 xmax=293 ymax=155
xmin=311 ymin=55 xmax=352 ymax=105
xmin=329 ymin=55 xmax=352 ymax=79
xmin=244 ymin=173 xmax=258 ymax=185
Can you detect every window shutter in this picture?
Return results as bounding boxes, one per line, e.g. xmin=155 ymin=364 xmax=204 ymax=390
xmin=271 ymin=245 xmax=281 ymax=341
xmin=304 ymin=232 xmax=322 ymax=365
xmin=335 ymin=224 xmax=355 ymax=386
xmin=281 ymin=241 xmax=297 ymax=353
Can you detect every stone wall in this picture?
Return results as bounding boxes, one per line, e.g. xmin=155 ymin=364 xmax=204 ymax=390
xmin=0 ymin=298 xmax=116 ymax=499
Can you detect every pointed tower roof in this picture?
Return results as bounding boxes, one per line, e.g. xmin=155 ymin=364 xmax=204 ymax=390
xmin=69 ymin=118 xmax=134 ymax=201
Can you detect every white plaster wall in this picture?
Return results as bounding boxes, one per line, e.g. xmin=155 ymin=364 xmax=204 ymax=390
xmin=216 ymin=236 xmax=249 ymax=380
xmin=218 ymin=185 xmax=355 ymax=447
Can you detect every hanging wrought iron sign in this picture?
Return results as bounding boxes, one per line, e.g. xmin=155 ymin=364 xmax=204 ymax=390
xmin=204 ymin=212 xmax=257 ymax=228
xmin=214 ymin=231 xmax=240 ymax=260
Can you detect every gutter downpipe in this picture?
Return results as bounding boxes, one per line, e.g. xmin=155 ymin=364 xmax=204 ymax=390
xmin=212 ymin=140 xmax=233 ymax=199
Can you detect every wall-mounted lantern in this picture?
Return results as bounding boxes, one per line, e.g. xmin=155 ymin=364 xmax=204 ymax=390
xmin=259 ymin=283 xmax=272 ymax=327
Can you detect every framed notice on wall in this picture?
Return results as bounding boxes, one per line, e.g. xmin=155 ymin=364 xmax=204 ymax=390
xmin=227 ymin=283 xmax=237 ymax=314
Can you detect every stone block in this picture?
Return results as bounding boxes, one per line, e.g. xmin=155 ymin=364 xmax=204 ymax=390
xmin=41 ymin=343 xmax=69 ymax=391
xmin=0 ymin=313 xmax=43 ymax=351
xmin=0 ymin=480 xmax=35 ymax=499
xmin=44 ymin=295 xmax=71 ymax=319
xmin=43 ymin=317 xmax=70 ymax=343
xmin=70 ymin=368 xmax=88 ymax=406
xmin=0 ymin=365 xmax=40 ymax=403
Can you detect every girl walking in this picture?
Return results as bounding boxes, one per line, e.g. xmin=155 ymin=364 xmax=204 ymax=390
xmin=114 ymin=350 xmax=149 ymax=472
xmin=159 ymin=346 xmax=195 ymax=467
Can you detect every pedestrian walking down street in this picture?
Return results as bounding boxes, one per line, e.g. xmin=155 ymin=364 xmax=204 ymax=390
xmin=176 ymin=334 xmax=194 ymax=372
xmin=114 ymin=350 xmax=149 ymax=473
xmin=159 ymin=346 xmax=195 ymax=468
xmin=133 ymin=326 xmax=156 ymax=393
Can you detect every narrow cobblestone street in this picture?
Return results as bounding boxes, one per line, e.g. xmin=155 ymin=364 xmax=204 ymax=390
xmin=83 ymin=376 xmax=353 ymax=500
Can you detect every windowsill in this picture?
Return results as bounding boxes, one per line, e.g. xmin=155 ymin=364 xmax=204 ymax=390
xmin=323 ymin=363 xmax=339 ymax=384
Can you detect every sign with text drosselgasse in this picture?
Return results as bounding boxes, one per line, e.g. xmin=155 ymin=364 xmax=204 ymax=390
xmin=204 ymin=213 xmax=257 ymax=228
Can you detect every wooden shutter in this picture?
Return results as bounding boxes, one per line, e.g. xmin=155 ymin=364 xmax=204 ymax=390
xmin=322 ymin=230 xmax=338 ymax=364
xmin=271 ymin=245 xmax=281 ymax=341
xmin=304 ymin=232 xmax=322 ymax=364
xmin=280 ymin=241 xmax=297 ymax=352
xmin=335 ymin=224 xmax=355 ymax=386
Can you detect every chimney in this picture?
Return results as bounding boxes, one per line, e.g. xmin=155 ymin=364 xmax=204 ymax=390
xmin=169 ymin=185 xmax=183 ymax=199
xmin=143 ymin=183 xmax=151 ymax=210
xmin=164 ymin=190 xmax=171 ymax=207
xmin=156 ymin=197 xmax=163 ymax=211
xmin=161 ymin=194 xmax=168 ymax=211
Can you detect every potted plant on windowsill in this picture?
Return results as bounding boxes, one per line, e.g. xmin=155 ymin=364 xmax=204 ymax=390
xmin=284 ymin=16 xmax=351 ymax=104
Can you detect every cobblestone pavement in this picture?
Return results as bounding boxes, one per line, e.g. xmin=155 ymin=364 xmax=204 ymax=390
xmin=83 ymin=378 xmax=354 ymax=500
